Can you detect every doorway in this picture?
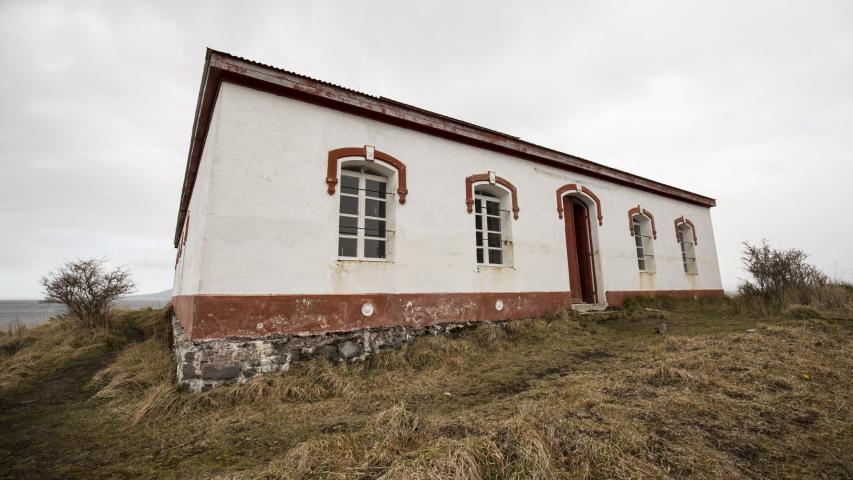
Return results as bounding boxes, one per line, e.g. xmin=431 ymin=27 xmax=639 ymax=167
xmin=563 ymin=196 xmax=597 ymax=303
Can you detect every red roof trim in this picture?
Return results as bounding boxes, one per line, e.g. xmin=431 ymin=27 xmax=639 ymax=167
xmin=175 ymin=49 xmax=716 ymax=246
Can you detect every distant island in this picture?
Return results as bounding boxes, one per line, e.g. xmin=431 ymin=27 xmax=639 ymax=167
xmin=0 ymin=289 xmax=172 ymax=328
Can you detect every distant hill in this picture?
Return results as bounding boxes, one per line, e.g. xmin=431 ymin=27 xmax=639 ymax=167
xmin=124 ymin=289 xmax=172 ymax=300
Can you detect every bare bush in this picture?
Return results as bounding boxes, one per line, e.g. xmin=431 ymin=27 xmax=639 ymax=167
xmin=738 ymin=240 xmax=827 ymax=297
xmin=41 ymin=258 xmax=136 ymax=328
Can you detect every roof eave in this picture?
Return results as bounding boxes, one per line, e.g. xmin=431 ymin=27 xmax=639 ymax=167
xmin=174 ymin=49 xmax=716 ymax=246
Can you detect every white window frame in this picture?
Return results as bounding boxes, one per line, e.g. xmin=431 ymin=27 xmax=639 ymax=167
xmin=632 ymin=215 xmax=655 ymax=272
xmin=679 ymin=226 xmax=698 ymax=274
xmin=474 ymin=191 xmax=509 ymax=267
xmin=337 ymin=168 xmax=391 ymax=261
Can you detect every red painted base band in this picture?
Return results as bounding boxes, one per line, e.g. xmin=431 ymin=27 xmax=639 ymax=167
xmin=172 ymin=291 xmax=574 ymax=340
xmin=605 ymin=289 xmax=725 ymax=308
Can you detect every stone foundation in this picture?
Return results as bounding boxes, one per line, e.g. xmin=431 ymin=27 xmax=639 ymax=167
xmin=172 ymin=316 xmax=475 ymax=391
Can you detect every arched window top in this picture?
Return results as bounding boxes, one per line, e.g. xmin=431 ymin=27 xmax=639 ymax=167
xmin=631 ymin=212 xmax=656 ymax=272
xmin=556 ymin=184 xmax=602 ymax=225
xmin=674 ymin=216 xmax=698 ymax=245
xmin=327 ymin=146 xmax=407 ymax=204
xmin=627 ymin=205 xmax=657 ymax=239
xmin=465 ymin=172 xmax=519 ymax=219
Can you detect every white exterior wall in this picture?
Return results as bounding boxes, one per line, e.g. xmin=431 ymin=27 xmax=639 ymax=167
xmin=173 ymin=102 xmax=219 ymax=295
xmin=174 ymin=82 xmax=722 ymax=298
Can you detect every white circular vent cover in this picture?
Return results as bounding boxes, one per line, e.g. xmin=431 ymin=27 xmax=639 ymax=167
xmin=361 ymin=302 xmax=375 ymax=317
xmin=495 ymin=299 xmax=504 ymax=311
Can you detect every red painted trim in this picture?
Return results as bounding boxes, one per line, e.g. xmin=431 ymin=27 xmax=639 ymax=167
xmin=555 ymin=184 xmax=603 ymax=225
xmin=628 ymin=205 xmax=657 ymax=239
xmin=674 ymin=216 xmax=698 ymax=245
xmin=465 ymin=173 xmax=520 ymax=219
xmin=605 ymin=289 xmax=724 ymax=307
xmin=172 ymin=291 xmax=573 ymax=340
xmin=327 ymin=146 xmax=408 ymax=204
xmin=174 ymin=50 xmax=716 ymax=245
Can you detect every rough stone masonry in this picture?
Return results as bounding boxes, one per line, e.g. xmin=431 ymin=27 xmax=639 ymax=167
xmin=172 ymin=315 xmax=474 ymax=391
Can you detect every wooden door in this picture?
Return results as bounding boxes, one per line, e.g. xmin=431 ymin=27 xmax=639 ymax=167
xmin=563 ymin=197 xmax=597 ymax=303
xmin=573 ymin=200 xmax=597 ymax=303
xmin=563 ymin=197 xmax=583 ymax=303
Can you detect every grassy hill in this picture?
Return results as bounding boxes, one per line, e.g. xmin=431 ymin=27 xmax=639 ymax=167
xmin=1 ymin=298 xmax=851 ymax=479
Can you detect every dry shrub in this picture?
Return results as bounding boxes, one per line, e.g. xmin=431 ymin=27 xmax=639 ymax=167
xmin=738 ymin=240 xmax=827 ymax=297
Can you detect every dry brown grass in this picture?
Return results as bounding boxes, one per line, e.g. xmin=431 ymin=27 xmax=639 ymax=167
xmin=1 ymin=300 xmax=852 ymax=480
xmin=0 ymin=316 xmax=110 ymax=393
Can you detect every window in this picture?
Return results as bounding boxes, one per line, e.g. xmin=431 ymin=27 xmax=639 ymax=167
xmin=338 ymin=166 xmax=391 ymax=260
xmin=679 ymin=225 xmax=698 ymax=274
xmin=474 ymin=190 xmax=510 ymax=265
xmin=632 ymin=215 xmax=655 ymax=272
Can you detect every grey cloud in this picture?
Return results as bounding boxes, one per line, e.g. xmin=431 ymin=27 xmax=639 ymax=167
xmin=1 ymin=0 xmax=851 ymax=297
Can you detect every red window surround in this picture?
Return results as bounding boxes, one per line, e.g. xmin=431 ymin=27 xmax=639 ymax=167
xmin=674 ymin=216 xmax=698 ymax=245
xmin=628 ymin=205 xmax=657 ymax=239
xmin=326 ymin=146 xmax=408 ymax=204
xmin=465 ymin=173 xmax=520 ymax=219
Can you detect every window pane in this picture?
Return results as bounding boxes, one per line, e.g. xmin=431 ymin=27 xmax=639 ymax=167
xmin=339 ymin=237 xmax=357 ymax=257
xmin=364 ymin=219 xmax=386 ymax=238
xmin=339 ymin=216 xmax=358 ymax=235
xmin=365 ymin=199 xmax=386 ymax=218
xmin=487 ymin=216 xmax=501 ymax=232
xmin=365 ymin=179 xmax=386 ymax=198
xmin=476 ymin=248 xmax=484 ymax=263
xmin=488 ymin=249 xmax=503 ymax=265
xmin=476 ymin=232 xmax=482 ymax=247
xmin=340 ymin=195 xmax=358 ymax=215
xmin=341 ymin=175 xmax=359 ymax=195
xmin=364 ymin=239 xmax=386 ymax=258
xmin=475 ymin=215 xmax=482 ymax=230
xmin=488 ymin=232 xmax=501 ymax=248
xmin=475 ymin=199 xmax=482 ymax=213
xmin=486 ymin=201 xmax=500 ymax=215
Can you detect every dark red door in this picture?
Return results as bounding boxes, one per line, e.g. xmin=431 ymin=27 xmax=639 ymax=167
xmin=563 ymin=197 xmax=597 ymax=303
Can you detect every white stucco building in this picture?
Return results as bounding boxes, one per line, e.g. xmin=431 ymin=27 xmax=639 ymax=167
xmin=172 ymin=49 xmax=722 ymax=350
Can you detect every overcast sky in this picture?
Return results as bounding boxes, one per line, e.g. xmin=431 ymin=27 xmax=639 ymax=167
xmin=1 ymin=1 xmax=851 ymax=298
